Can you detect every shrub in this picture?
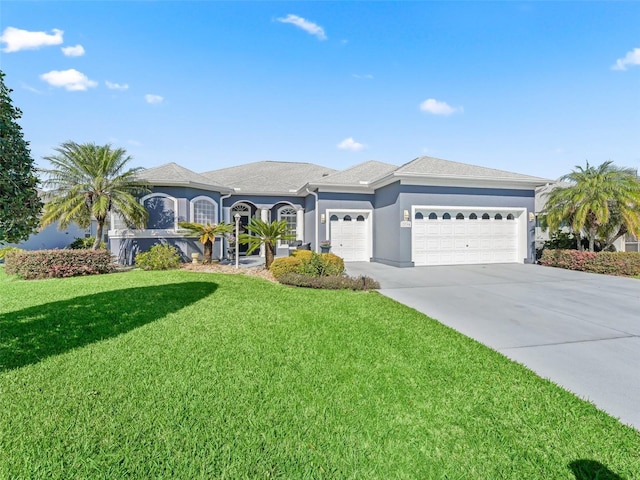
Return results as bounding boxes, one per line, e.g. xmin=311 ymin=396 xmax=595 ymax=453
xmin=291 ymin=249 xmax=313 ymax=262
xmin=135 ymin=243 xmax=182 ymax=271
xmin=540 ymin=249 xmax=640 ymax=276
xmin=278 ymin=273 xmax=380 ymax=290
xmin=0 ymin=246 xmax=22 ymax=261
xmin=69 ymin=236 xmax=106 ymax=250
xmin=4 ymin=249 xmax=115 ymax=279
xmin=270 ymin=256 xmax=303 ymax=280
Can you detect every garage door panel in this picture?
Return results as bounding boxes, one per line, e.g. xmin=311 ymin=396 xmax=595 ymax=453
xmin=413 ymin=210 xmax=520 ymax=266
xmin=330 ymin=212 xmax=370 ymax=262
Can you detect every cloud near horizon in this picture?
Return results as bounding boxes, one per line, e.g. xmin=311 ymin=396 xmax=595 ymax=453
xmin=145 ymin=94 xmax=164 ymax=104
xmin=337 ymin=137 xmax=366 ymax=152
xmin=61 ymin=44 xmax=85 ymax=57
xmin=40 ymin=69 xmax=97 ymax=91
xmin=419 ymin=98 xmax=462 ymax=115
xmin=277 ymin=14 xmax=326 ymax=40
xmin=612 ymin=47 xmax=640 ymax=71
xmin=1 ymin=26 xmax=64 ymax=52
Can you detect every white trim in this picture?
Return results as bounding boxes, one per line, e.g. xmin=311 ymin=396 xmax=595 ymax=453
xmin=141 ymin=193 xmax=179 ymax=231
xmin=326 ymin=208 xmax=373 ymax=261
xmin=189 ymin=195 xmax=218 ymax=224
xmin=410 ymin=205 xmax=527 ymax=265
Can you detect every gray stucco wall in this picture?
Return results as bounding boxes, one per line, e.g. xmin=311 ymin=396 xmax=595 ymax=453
xmin=373 ymin=182 xmax=536 ymax=267
xmin=5 ymin=222 xmax=88 ymax=251
xmin=111 ymin=236 xmax=217 ymax=265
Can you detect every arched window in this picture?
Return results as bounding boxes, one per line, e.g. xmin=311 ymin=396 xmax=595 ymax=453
xmin=428 ymin=212 xmax=438 ymax=220
xmin=507 ymin=214 xmax=515 ymax=220
xmin=344 ymin=215 xmax=352 ymax=222
xmin=442 ymin=213 xmax=451 ymax=220
xmin=456 ymin=213 xmax=464 ymax=220
xmin=278 ymin=206 xmax=297 ymax=246
xmin=469 ymin=213 xmax=478 ymax=220
xmin=482 ymin=213 xmax=490 ymax=220
xmin=494 ymin=213 xmax=503 ymax=220
xmin=415 ymin=212 xmax=424 ymax=220
xmin=356 ymin=215 xmax=365 ymax=222
xmin=330 ymin=215 xmax=339 ymax=222
xmin=192 ymin=197 xmax=217 ymax=224
xmin=143 ymin=194 xmax=177 ymax=229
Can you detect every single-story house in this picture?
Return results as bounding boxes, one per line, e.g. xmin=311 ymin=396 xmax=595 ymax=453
xmin=109 ymin=156 xmax=551 ymax=267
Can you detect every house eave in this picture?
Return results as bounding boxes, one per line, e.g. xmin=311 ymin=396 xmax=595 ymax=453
xmin=370 ymin=172 xmax=549 ymax=190
xmin=148 ymin=180 xmax=233 ymax=194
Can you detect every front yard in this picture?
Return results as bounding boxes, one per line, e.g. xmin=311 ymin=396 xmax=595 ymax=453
xmin=1 ymin=268 xmax=638 ymax=479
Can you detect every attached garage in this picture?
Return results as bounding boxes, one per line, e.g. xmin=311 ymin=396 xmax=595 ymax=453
xmin=411 ymin=207 xmax=526 ymax=266
xmin=328 ymin=210 xmax=372 ymax=262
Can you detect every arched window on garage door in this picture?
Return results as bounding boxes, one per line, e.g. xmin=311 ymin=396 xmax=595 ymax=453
xmin=429 ymin=212 xmax=437 ymax=220
xmin=415 ymin=212 xmax=424 ymax=220
xmin=443 ymin=213 xmax=451 ymax=220
xmin=469 ymin=213 xmax=478 ymax=220
xmin=456 ymin=213 xmax=465 ymax=220
xmin=495 ymin=213 xmax=503 ymax=220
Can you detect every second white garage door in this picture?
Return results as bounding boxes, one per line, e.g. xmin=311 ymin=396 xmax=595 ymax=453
xmin=412 ymin=207 xmax=522 ymax=266
xmin=329 ymin=211 xmax=371 ymax=262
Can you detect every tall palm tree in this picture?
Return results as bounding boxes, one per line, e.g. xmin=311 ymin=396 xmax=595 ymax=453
xmin=541 ymin=161 xmax=640 ymax=252
xmin=40 ymin=142 xmax=149 ymax=250
xmin=239 ymin=218 xmax=295 ymax=269
xmin=178 ymin=221 xmax=233 ymax=263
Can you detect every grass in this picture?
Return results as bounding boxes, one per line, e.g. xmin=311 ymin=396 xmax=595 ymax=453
xmin=1 ymin=268 xmax=639 ymax=479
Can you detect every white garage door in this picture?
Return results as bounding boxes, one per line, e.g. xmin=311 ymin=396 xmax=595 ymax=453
xmin=329 ymin=212 xmax=370 ymax=261
xmin=412 ymin=208 xmax=520 ymax=266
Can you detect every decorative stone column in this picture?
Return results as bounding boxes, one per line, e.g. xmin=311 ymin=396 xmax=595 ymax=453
xmin=260 ymin=208 xmax=269 ymax=257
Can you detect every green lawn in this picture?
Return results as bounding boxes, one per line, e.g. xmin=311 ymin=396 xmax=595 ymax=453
xmin=1 ymin=268 xmax=638 ymax=479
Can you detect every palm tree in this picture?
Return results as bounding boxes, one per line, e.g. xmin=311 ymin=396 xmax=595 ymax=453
xmin=238 ymin=218 xmax=295 ymax=269
xmin=40 ymin=142 xmax=149 ymax=250
xmin=178 ymin=221 xmax=233 ymax=263
xmin=541 ymin=161 xmax=640 ymax=252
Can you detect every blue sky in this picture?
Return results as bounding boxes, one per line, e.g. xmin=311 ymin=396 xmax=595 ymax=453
xmin=1 ymin=1 xmax=639 ymax=180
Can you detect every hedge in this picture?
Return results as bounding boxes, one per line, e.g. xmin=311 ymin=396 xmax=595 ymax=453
xmin=4 ymin=249 xmax=116 ymax=280
xmin=539 ymin=249 xmax=640 ymax=277
xmin=278 ymin=273 xmax=380 ymax=290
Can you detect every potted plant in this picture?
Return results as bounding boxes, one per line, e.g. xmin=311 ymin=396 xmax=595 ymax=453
xmin=320 ymin=239 xmax=331 ymax=253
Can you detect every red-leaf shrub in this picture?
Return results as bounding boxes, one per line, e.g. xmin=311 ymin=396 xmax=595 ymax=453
xmin=4 ymin=249 xmax=116 ymax=280
xmin=540 ymin=249 xmax=640 ymax=276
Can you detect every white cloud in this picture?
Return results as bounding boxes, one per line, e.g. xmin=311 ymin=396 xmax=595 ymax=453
xmin=1 ymin=26 xmax=63 ymax=52
xmin=337 ymin=137 xmax=366 ymax=152
xmin=21 ymin=83 xmax=42 ymax=94
xmin=61 ymin=44 xmax=85 ymax=57
xmin=352 ymin=73 xmax=374 ymax=79
xmin=277 ymin=14 xmax=326 ymax=40
xmin=145 ymin=94 xmax=164 ymax=104
xmin=612 ymin=47 xmax=640 ymax=71
xmin=40 ymin=69 xmax=97 ymax=91
xmin=419 ymin=98 xmax=462 ymax=115
xmin=106 ymin=81 xmax=129 ymax=91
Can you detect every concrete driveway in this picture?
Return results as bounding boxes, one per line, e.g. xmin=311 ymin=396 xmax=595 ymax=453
xmin=345 ymin=262 xmax=640 ymax=430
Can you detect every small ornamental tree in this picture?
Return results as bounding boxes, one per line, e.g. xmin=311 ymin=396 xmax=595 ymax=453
xmin=239 ymin=219 xmax=295 ymax=269
xmin=178 ymin=221 xmax=233 ymax=263
xmin=0 ymin=70 xmax=42 ymax=244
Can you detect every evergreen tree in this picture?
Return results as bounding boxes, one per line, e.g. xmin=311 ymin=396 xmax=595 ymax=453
xmin=0 ymin=70 xmax=42 ymax=244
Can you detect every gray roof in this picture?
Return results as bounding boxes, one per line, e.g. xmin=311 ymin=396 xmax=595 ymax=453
xmin=201 ymin=161 xmax=337 ymax=194
xmin=312 ymin=160 xmax=398 ymax=186
xmin=393 ymin=156 xmax=550 ymax=184
xmin=137 ymin=162 xmax=229 ymax=191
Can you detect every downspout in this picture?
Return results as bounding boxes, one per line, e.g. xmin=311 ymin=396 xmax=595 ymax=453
xmin=219 ymin=193 xmax=232 ymax=259
xmin=306 ymin=188 xmax=319 ymax=253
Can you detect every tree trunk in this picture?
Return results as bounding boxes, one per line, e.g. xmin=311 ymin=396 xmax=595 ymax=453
xmin=93 ymin=220 xmax=104 ymax=250
xmin=203 ymin=240 xmax=212 ymax=264
xmin=265 ymin=241 xmax=275 ymax=269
